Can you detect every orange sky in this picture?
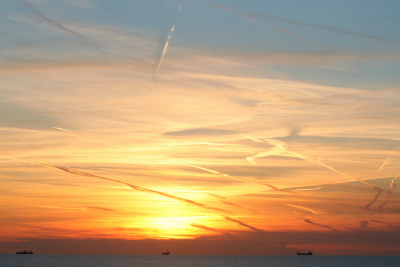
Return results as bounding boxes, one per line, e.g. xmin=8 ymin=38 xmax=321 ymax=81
xmin=1 ymin=0 xmax=400 ymax=255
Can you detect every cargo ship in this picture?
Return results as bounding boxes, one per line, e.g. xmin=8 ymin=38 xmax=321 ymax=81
xmin=16 ymin=250 xmax=33 ymax=254
xmin=297 ymin=251 xmax=312 ymax=255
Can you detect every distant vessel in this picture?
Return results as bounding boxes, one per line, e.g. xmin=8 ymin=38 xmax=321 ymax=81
xmin=162 ymin=251 xmax=169 ymax=255
xmin=16 ymin=250 xmax=33 ymax=254
xmin=297 ymin=251 xmax=312 ymax=255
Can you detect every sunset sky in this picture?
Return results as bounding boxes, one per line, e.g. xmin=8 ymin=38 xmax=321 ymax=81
xmin=1 ymin=0 xmax=400 ymax=255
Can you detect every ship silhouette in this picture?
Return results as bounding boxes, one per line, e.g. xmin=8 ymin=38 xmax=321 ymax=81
xmin=297 ymin=251 xmax=312 ymax=255
xmin=16 ymin=250 xmax=33 ymax=254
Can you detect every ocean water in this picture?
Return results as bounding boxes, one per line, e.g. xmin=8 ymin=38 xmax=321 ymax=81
xmin=0 ymin=255 xmax=399 ymax=267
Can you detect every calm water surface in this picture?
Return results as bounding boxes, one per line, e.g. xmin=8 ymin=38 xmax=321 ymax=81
xmin=1 ymin=255 xmax=399 ymax=267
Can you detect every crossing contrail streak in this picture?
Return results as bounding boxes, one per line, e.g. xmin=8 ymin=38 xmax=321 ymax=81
xmin=184 ymin=164 xmax=319 ymax=200
xmin=317 ymin=159 xmax=384 ymax=209
xmin=39 ymin=163 xmax=230 ymax=214
xmin=379 ymin=145 xmax=400 ymax=171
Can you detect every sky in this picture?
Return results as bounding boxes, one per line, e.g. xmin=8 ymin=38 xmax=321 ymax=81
xmin=0 ymin=0 xmax=400 ymax=255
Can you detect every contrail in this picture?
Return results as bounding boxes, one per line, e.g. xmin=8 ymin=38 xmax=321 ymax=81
xmin=249 ymin=12 xmax=398 ymax=42
xmin=185 ymin=163 xmax=316 ymax=199
xmin=37 ymin=205 xmax=85 ymax=211
xmin=183 ymin=164 xmax=250 ymax=183
xmin=379 ymin=171 xmax=399 ymax=210
xmin=86 ymin=206 xmax=117 ymax=212
xmin=39 ymin=163 xmax=230 ymax=214
xmin=321 ymin=65 xmax=360 ymax=73
xmin=246 ymin=139 xmax=287 ymax=164
xmin=240 ymin=134 xmax=264 ymax=143
xmin=206 ymin=1 xmax=321 ymax=46
xmin=184 ymin=159 xmax=338 ymax=205
xmin=207 ymin=193 xmax=226 ymax=200
xmin=52 ymin=127 xmax=70 ymax=132
xmin=190 ymin=223 xmax=232 ymax=236
xmin=219 ymin=200 xmax=261 ymax=214
xmin=19 ymin=0 xmax=85 ymax=39
xmin=349 ymin=91 xmax=386 ymax=111
xmin=379 ymin=145 xmax=400 ymax=171
xmin=286 ymin=204 xmax=319 ymax=215
xmin=19 ymin=0 xmax=104 ymax=53
xmin=153 ymin=2 xmax=183 ymax=87
xmin=358 ymin=220 xmax=369 ymax=229
xmin=304 ymin=219 xmax=337 ymax=232
xmin=224 ymin=216 xmax=263 ymax=232
xmin=317 ymin=159 xmax=384 ymax=209
xmin=371 ymin=220 xmax=400 ymax=230
xmin=153 ymin=25 xmax=175 ymax=87
xmin=341 ymin=14 xmax=400 ymax=26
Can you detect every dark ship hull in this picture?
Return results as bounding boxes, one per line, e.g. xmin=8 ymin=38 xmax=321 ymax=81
xmin=297 ymin=251 xmax=312 ymax=255
xmin=16 ymin=250 xmax=33 ymax=254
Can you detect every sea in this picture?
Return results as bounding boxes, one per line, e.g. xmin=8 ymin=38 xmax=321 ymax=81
xmin=0 ymin=255 xmax=399 ymax=267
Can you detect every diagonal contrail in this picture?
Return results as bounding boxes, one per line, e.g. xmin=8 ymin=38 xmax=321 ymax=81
xmin=379 ymin=145 xmax=400 ymax=171
xmin=249 ymin=12 xmax=397 ymax=42
xmin=243 ymin=134 xmax=385 ymax=209
xmin=224 ymin=216 xmax=263 ymax=232
xmin=153 ymin=25 xmax=175 ymax=87
xmin=153 ymin=2 xmax=183 ymax=87
xmin=219 ymin=200 xmax=261 ymax=214
xmin=317 ymin=159 xmax=384 ymax=209
xmin=286 ymin=204 xmax=319 ymax=215
xmin=304 ymin=219 xmax=337 ymax=232
xmin=20 ymin=0 xmax=85 ymax=39
xmin=349 ymin=91 xmax=387 ymax=111
xmin=19 ymin=0 xmax=104 ymax=53
xmin=207 ymin=1 xmax=321 ymax=46
xmin=39 ymin=163 xmax=230 ymax=214
xmin=371 ymin=219 xmax=400 ymax=230
xmin=190 ymin=223 xmax=232 ymax=236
